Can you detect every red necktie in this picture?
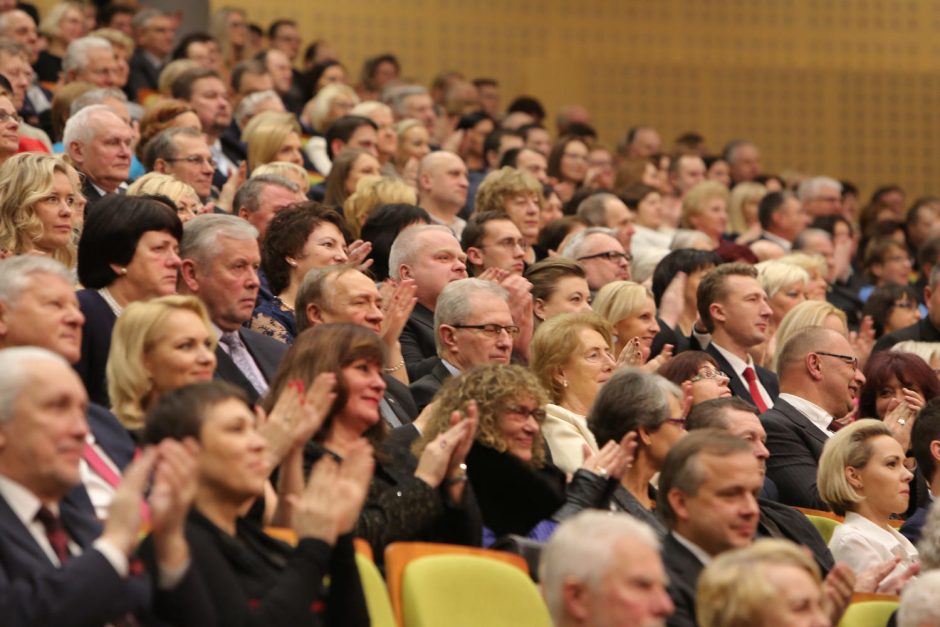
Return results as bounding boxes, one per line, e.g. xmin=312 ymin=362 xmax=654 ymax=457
xmin=36 ymin=506 xmax=69 ymax=564
xmin=827 ymin=419 xmax=843 ymax=433
xmin=743 ymin=367 xmax=768 ymax=413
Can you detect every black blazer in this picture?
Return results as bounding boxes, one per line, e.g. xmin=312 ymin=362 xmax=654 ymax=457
xmin=382 ymin=375 xmax=418 ymax=427
xmin=663 ymin=533 xmax=705 ymax=627
xmin=706 ymin=343 xmax=779 ymax=408
xmin=126 ymin=49 xmax=161 ymax=101
xmin=409 ymin=359 xmax=451 ymax=413
xmin=0 ymin=486 xmax=211 ymax=627
xmin=761 ymin=398 xmax=830 ymax=510
xmin=214 ymin=327 xmax=289 ymax=406
xmin=758 ymin=499 xmax=834 ymax=575
xmin=873 ymin=317 xmax=940 ymax=353
xmin=650 ymin=318 xmax=691 ymax=359
xmin=400 ymin=304 xmax=440 ymax=381
xmin=74 ymin=289 xmax=117 ymax=407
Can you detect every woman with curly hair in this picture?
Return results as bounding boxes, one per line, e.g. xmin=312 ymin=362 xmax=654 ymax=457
xmin=416 ymin=363 xmax=633 ymax=544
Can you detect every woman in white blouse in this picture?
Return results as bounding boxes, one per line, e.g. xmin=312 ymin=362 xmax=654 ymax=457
xmin=818 ymin=419 xmax=918 ymax=593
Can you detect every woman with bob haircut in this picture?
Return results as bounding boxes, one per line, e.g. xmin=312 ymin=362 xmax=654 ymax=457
xmin=393 ymin=118 xmax=430 ymax=186
xmin=696 ymin=538 xmax=831 ymax=627
xmin=143 ymin=379 xmax=372 ymax=627
xmin=726 ymin=181 xmax=766 ymax=242
xmin=475 ymin=167 xmax=545 ymax=264
xmin=242 ymin=110 xmax=305 ymax=174
xmin=323 ymin=148 xmax=382 ymax=208
xmin=862 ymin=284 xmax=922 ymax=340
xmin=0 ymin=153 xmax=81 ymax=266
xmin=818 ymin=419 xmax=918 ymax=593
xmin=108 ymin=295 xmax=217 ymax=434
xmin=343 ymin=175 xmax=417 ymax=239
xmin=524 ymin=257 xmax=592 ymax=325
xmin=780 ymin=252 xmax=830 ymax=301
xmin=680 ymin=180 xmax=730 ymax=248
xmin=657 ymin=350 xmax=732 ymax=406
xmin=265 ymin=323 xmax=481 ymax=558
xmin=417 ymin=363 xmax=633 ymax=544
xmin=251 ymin=203 xmax=351 ymax=344
xmin=76 ymin=194 xmax=183 ymax=406
xmin=530 ymin=312 xmax=615 ymax=472
xmin=757 ymin=260 xmax=809 ymax=329
xmin=127 ymin=172 xmax=202 ymax=223
xmin=358 ymin=203 xmax=430 ymax=282
xmin=592 ymin=280 xmax=663 ymax=364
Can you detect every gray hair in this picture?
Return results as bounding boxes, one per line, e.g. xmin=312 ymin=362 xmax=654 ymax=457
xmin=350 ymin=101 xmax=391 ymax=118
xmin=670 ymin=229 xmax=715 ymax=250
xmin=433 ymin=278 xmax=509 ymax=353
xmin=721 ymin=139 xmax=754 ymax=165
xmin=232 ymin=174 xmax=299 ymax=214
xmin=898 ymin=570 xmax=940 ymax=627
xmin=540 ymin=511 xmax=660 ymax=624
xmin=294 ymin=265 xmax=361 ymax=334
xmin=234 ymin=89 xmax=282 ymax=128
xmin=62 ymin=36 xmax=113 ymax=75
xmin=181 ymin=213 xmax=259 ymax=269
xmin=559 ymin=226 xmax=616 ymax=260
xmin=793 ymin=228 xmax=832 ymax=251
xmin=63 ymin=104 xmax=120 ymax=148
xmin=0 ymin=347 xmax=68 ymax=424
xmin=0 ymin=37 xmax=28 ymax=60
xmin=385 ymin=84 xmax=429 ymax=117
xmin=131 ymin=8 xmax=166 ymax=32
xmin=797 ymin=176 xmax=842 ymax=202
xmin=0 ymin=257 xmax=73 ymax=306
xmin=388 ymin=224 xmax=453 ymax=281
xmin=588 ymin=368 xmax=681 ymax=446
xmin=576 ymin=193 xmax=617 ymax=227
xmin=69 ymin=87 xmax=127 ymax=116
xmin=142 ymin=126 xmax=204 ymax=171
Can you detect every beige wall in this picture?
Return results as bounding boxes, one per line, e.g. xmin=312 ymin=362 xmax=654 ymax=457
xmin=38 ymin=0 xmax=940 ymax=198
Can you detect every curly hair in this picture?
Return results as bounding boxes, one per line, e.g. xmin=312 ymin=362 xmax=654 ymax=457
xmin=415 ymin=363 xmax=550 ymax=468
xmin=475 ymin=166 xmax=544 ymax=215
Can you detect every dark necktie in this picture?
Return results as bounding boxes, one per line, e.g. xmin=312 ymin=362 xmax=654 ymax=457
xmin=35 ymin=506 xmax=69 ymax=564
xmin=827 ymin=419 xmax=843 ymax=433
xmin=743 ymin=366 xmax=768 ymax=413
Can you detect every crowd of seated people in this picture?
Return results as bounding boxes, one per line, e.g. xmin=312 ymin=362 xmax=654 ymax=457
xmin=4 ymin=2 xmax=940 ymax=625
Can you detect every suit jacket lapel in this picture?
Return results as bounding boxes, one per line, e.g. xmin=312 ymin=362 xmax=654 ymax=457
xmin=0 ymin=491 xmax=57 ymax=567
xmin=706 ymin=345 xmax=755 ymax=404
xmin=776 ymin=398 xmax=830 ymax=448
xmin=213 ymin=345 xmax=260 ymax=405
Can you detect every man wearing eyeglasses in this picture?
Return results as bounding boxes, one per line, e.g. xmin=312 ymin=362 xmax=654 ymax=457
xmin=462 ymin=210 xmax=527 ymax=276
xmin=559 ymin=227 xmax=631 ymax=293
xmin=762 ymin=326 xmax=865 ymax=510
xmin=410 ymin=278 xmax=515 ymax=412
xmin=145 ymin=127 xmax=216 ymax=201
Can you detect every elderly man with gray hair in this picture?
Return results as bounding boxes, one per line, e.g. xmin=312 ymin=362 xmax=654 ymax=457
xmin=232 ymin=173 xmax=304 ymax=240
xmin=798 ymin=176 xmax=843 ymax=218
xmin=409 ymin=277 xmax=513 ymax=412
xmin=127 ymin=8 xmax=175 ymax=100
xmin=62 ymin=36 xmax=120 ymax=88
xmin=540 ymin=510 xmax=674 ymax=627
xmin=64 ymin=103 xmax=133 ymax=201
xmin=560 ymin=226 xmax=631 ymax=292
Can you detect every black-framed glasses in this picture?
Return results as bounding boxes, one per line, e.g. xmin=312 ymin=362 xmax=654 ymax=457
xmin=503 ymin=404 xmax=547 ymax=422
xmin=0 ymin=111 xmax=22 ymax=125
xmin=815 ymin=350 xmax=859 ymax=370
xmin=451 ymin=323 xmax=521 ymax=338
xmin=689 ymin=368 xmax=730 ymax=383
xmin=576 ymin=250 xmax=632 ymax=263
xmin=164 ymin=155 xmax=217 ymax=168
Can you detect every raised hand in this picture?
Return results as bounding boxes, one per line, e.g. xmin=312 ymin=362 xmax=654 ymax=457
xmin=414 ymin=419 xmax=472 ymax=488
xmin=615 ymin=337 xmax=643 ymax=369
xmin=346 ymin=239 xmax=374 ymax=270
xmin=821 ymin=563 xmax=854 ymax=625
xmin=260 ymin=374 xmax=338 ymax=469
xmin=883 ymin=397 xmax=918 ymax=451
xmin=290 ymin=456 xmax=340 ymax=544
xmin=380 ymin=279 xmax=418 ymax=346
xmin=334 ymin=439 xmax=375 ymax=534
xmin=643 ymin=343 xmax=673 ymax=373
xmin=103 ymin=447 xmax=159 ymax=556
xmin=658 ymin=272 xmax=687 ymax=328
xmin=149 ymin=438 xmax=200 ymax=569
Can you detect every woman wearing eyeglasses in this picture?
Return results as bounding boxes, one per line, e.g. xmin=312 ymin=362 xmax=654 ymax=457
xmin=862 ymin=284 xmax=922 ymax=340
xmin=657 ymin=351 xmax=732 ymax=406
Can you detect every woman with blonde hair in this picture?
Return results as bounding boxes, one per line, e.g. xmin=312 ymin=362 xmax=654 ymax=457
xmin=251 ymin=161 xmax=309 ymax=191
xmin=593 ymin=280 xmax=663 ymax=364
xmin=208 ymin=7 xmax=248 ymax=72
xmin=107 ymin=295 xmax=217 ymax=433
xmin=323 ymin=147 xmax=382 ymax=208
xmin=36 ymin=2 xmax=86 ymax=83
xmin=757 ymin=259 xmax=809 ymax=329
xmin=781 ymin=251 xmax=830 ymax=301
xmin=681 ymin=181 xmax=730 ymax=248
xmin=727 ymin=181 xmax=766 ymax=242
xmin=697 ymin=539 xmax=831 ymax=627
xmin=0 ymin=153 xmax=81 ymax=267
xmin=772 ymin=300 xmax=848 ymax=372
xmin=394 ymin=118 xmax=430 ymax=186
xmin=343 ymin=175 xmax=417 ymax=238
xmin=126 ymin=172 xmax=202 ymax=223
xmin=242 ymin=110 xmax=304 ymax=174
xmin=302 ymin=84 xmax=360 ymax=175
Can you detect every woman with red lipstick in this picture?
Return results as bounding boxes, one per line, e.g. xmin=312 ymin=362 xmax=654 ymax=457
xmin=0 ymin=152 xmax=82 ymax=266
xmin=818 ymin=419 xmax=919 ymax=594
xmin=265 ymin=323 xmax=481 ymax=560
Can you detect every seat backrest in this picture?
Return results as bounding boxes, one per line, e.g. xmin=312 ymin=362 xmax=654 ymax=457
xmin=385 ymin=541 xmax=529 ymax=625
xmin=837 ymin=599 xmax=899 ymax=627
xmin=804 ymin=514 xmax=842 ymax=544
xmin=355 ymin=553 xmax=397 ymax=627
xmin=401 ymin=554 xmax=551 ymax=627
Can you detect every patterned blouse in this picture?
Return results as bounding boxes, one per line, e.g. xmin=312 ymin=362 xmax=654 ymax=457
xmin=248 ymin=295 xmax=296 ymax=344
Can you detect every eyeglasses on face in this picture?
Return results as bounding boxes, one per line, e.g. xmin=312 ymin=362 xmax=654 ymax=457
xmin=451 ymin=323 xmax=521 ymax=338
xmin=815 ymin=350 xmax=859 ymax=370
xmin=503 ymin=404 xmax=547 ymax=422
xmin=689 ymin=368 xmax=730 ymax=383
xmin=164 ymin=155 xmax=217 ymax=168
xmin=576 ymin=251 xmax=632 ymax=263
xmin=0 ymin=111 xmax=22 ymax=125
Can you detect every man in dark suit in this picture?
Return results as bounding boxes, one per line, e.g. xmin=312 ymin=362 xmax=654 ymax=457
xmin=179 ymin=214 xmax=288 ymax=406
xmin=761 ymin=327 xmax=865 ymax=510
xmin=294 ymin=266 xmax=419 ymax=428
xmin=126 ymin=9 xmax=174 ymax=102
xmin=63 ymin=105 xmax=132 ymax=201
xmin=696 ymin=262 xmax=779 ymax=410
xmin=0 ymin=347 xmax=210 ymax=627
xmin=748 ymin=191 xmax=810 ymax=254
xmin=901 ymin=398 xmax=940 ymax=543
xmin=874 ymin=265 xmax=940 ymax=352
xmin=409 ymin=278 xmax=514 ymax=412
xmin=389 ymin=225 xmax=469 ymax=380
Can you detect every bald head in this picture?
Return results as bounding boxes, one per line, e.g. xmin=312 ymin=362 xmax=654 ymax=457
xmin=417 ymin=151 xmax=469 ymax=215
xmin=776 ymin=326 xmax=842 ymax=376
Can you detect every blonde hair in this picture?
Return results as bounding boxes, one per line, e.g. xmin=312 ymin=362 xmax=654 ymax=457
xmin=39 ymin=2 xmax=83 ymax=41
xmin=394 ymin=118 xmax=425 ymax=167
xmin=89 ymin=27 xmax=134 ymax=55
xmin=0 ymin=153 xmax=79 ymax=267
xmin=756 ymin=259 xmax=809 ymax=299
xmin=697 ymin=538 xmax=822 ymax=627
xmin=107 ymin=295 xmax=216 ymax=431
xmin=126 ymin=172 xmax=200 ymax=215
xmin=208 ymin=7 xmax=246 ymax=68
xmin=475 ymin=166 xmax=544 ymax=214
xmin=242 ymin=110 xmax=302 ymax=173
xmin=818 ymin=419 xmax=894 ymax=516
xmin=773 ymin=300 xmax=847 ymax=372
xmin=726 ymin=182 xmax=766 ymax=235
xmin=892 ymin=341 xmax=940 ymax=365
xmin=681 ymin=180 xmax=730 ymax=229
xmin=252 ymin=161 xmax=309 ymax=190
xmin=343 ymin=175 xmax=417 ymax=238
xmin=307 ymin=83 xmax=359 ymax=133
xmin=780 ymin=251 xmax=827 ymax=278
xmin=530 ymin=312 xmax=613 ymax=403
xmin=592 ymin=280 xmax=652 ymax=328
